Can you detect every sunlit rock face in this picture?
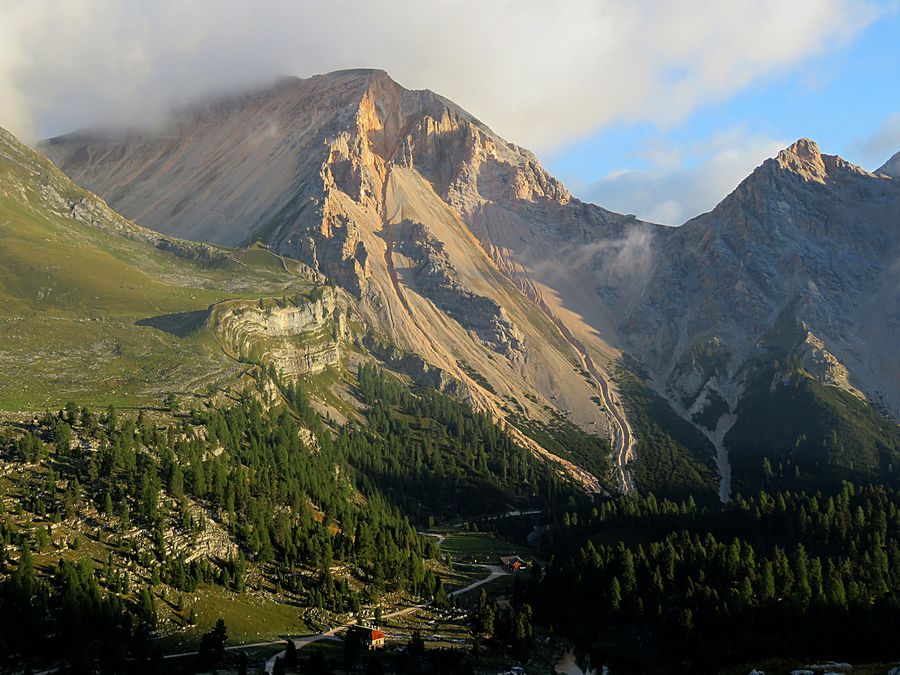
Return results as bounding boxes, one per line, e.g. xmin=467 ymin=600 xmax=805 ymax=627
xmin=43 ymin=72 xmax=900 ymax=494
xmin=208 ymin=287 xmax=351 ymax=378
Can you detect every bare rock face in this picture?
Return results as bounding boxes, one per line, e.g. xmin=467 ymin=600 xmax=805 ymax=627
xmin=40 ymin=71 xmax=900 ymax=494
xmin=395 ymin=220 xmax=525 ymax=357
xmin=41 ymin=70 xmax=620 ymax=466
xmin=793 ymin=327 xmax=864 ymax=399
xmin=774 ymin=138 xmax=829 ymax=182
xmin=878 ymin=151 xmax=900 ymax=178
xmin=208 ymin=287 xmax=351 ymax=378
xmin=623 ymin=138 xmax=900 ymax=423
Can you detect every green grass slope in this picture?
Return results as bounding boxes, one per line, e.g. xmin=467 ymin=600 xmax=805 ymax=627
xmin=0 ymin=127 xmax=311 ymax=410
xmin=726 ymin=313 xmax=900 ymax=492
xmin=616 ymin=358 xmax=719 ymax=498
xmin=728 ymin=364 xmax=900 ymax=492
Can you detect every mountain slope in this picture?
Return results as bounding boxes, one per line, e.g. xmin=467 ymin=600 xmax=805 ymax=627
xmin=44 ymin=69 xmax=644 ymax=493
xmin=44 ymin=70 xmax=898 ymax=496
xmin=878 ymin=150 xmax=900 ymax=178
xmin=629 ymin=140 xmax=899 ymax=411
xmin=0 ymin=126 xmax=319 ymax=409
xmin=5 ymin=122 xmax=612 ymax=497
xmin=629 ymin=141 xmax=898 ymax=483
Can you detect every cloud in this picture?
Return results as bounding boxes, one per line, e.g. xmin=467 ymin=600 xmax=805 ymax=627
xmin=528 ymin=227 xmax=655 ymax=299
xmin=851 ymin=112 xmax=900 ymax=166
xmin=0 ymin=4 xmax=34 ymax=138
xmin=585 ymin=129 xmax=788 ymax=225
xmin=587 ymin=229 xmax=656 ymax=283
xmin=0 ymin=0 xmax=883 ymax=149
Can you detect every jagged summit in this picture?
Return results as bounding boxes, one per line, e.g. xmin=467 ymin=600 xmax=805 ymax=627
xmin=762 ymin=137 xmax=874 ymax=185
xmin=40 ymin=69 xmax=523 ymax=249
xmin=774 ymin=138 xmax=827 ymax=181
xmin=778 ymin=137 xmax=822 ymax=162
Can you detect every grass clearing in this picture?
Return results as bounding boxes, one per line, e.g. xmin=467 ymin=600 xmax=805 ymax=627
xmin=153 ymin=585 xmax=311 ymax=653
xmin=439 ymin=532 xmax=530 ymax=564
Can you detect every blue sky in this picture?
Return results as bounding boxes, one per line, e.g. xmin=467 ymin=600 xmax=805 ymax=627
xmin=544 ymin=5 xmax=900 ymax=223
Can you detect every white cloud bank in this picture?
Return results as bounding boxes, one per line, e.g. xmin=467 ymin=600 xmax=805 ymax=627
xmin=586 ymin=129 xmax=789 ymax=225
xmin=0 ymin=0 xmax=882 ymax=149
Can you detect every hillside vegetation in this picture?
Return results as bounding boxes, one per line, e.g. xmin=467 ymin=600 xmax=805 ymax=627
xmin=528 ymin=483 xmax=900 ymax=671
xmin=0 ymin=358 xmax=580 ymax=670
xmin=0 ymin=128 xmax=312 ymax=410
xmin=728 ymin=363 xmax=900 ymax=492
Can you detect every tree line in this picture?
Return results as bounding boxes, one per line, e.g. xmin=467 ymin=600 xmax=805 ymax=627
xmin=526 ymin=482 xmax=900 ymax=671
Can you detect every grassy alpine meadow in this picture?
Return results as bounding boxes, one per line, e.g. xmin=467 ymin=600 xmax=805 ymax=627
xmin=439 ymin=532 xmax=530 ymax=562
xmin=0 ymin=145 xmax=316 ymax=410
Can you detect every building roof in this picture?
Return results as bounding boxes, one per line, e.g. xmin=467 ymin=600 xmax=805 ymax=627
xmin=350 ymin=624 xmax=384 ymax=639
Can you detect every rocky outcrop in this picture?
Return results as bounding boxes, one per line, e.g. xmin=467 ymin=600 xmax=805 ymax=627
xmin=791 ymin=327 xmax=865 ymax=400
xmin=396 ymin=221 xmax=525 ymax=357
xmin=208 ymin=287 xmax=352 ymax=378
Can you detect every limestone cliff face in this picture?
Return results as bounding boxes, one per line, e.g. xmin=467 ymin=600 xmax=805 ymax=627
xmin=208 ymin=287 xmax=351 ymax=378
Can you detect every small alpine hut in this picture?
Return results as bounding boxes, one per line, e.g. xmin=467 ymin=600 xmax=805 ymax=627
xmin=499 ymin=555 xmax=528 ymax=573
xmin=349 ymin=624 xmax=386 ymax=650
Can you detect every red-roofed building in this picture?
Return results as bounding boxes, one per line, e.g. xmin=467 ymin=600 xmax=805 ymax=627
xmin=349 ymin=624 xmax=386 ymax=649
xmin=499 ymin=555 xmax=528 ymax=572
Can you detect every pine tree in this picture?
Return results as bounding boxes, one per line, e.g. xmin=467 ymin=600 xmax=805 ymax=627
xmin=104 ymin=491 xmax=114 ymax=521
xmin=475 ymin=589 xmax=495 ymax=635
xmin=758 ymin=561 xmax=776 ymax=603
xmin=139 ymin=585 xmax=157 ymax=628
xmin=285 ymin=638 xmax=298 ymax=668
xmin=610 ymin=577 xmax=622 ymax=611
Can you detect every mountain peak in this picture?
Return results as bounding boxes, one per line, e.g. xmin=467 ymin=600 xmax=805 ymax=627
xmin=774 ymin=138 xmax=827 ymax=182
xmin=780 ymin=137 xmax=821 ymax=159
xmin=877 ymin=150 xmax=900 ymax=178
xmin=767 ymin=138 xmax=875 ymax=186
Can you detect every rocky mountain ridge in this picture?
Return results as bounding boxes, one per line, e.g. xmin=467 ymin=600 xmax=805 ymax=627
xmin=628 ymin=139 xmax=899 ymax=417
xmin=39 ymin=71 xmax=900 ymax=495
xmin=43 ymin=69 xmax=647 ymax=491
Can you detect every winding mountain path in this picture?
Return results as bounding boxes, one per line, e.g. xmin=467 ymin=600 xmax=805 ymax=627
xmin=537 ymin=307 xmax=636 ymax=493
xmin=577 ymin=346 xmax=636 ymax=494
xmin=496 ymin=264 xmax=636 ymax=494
